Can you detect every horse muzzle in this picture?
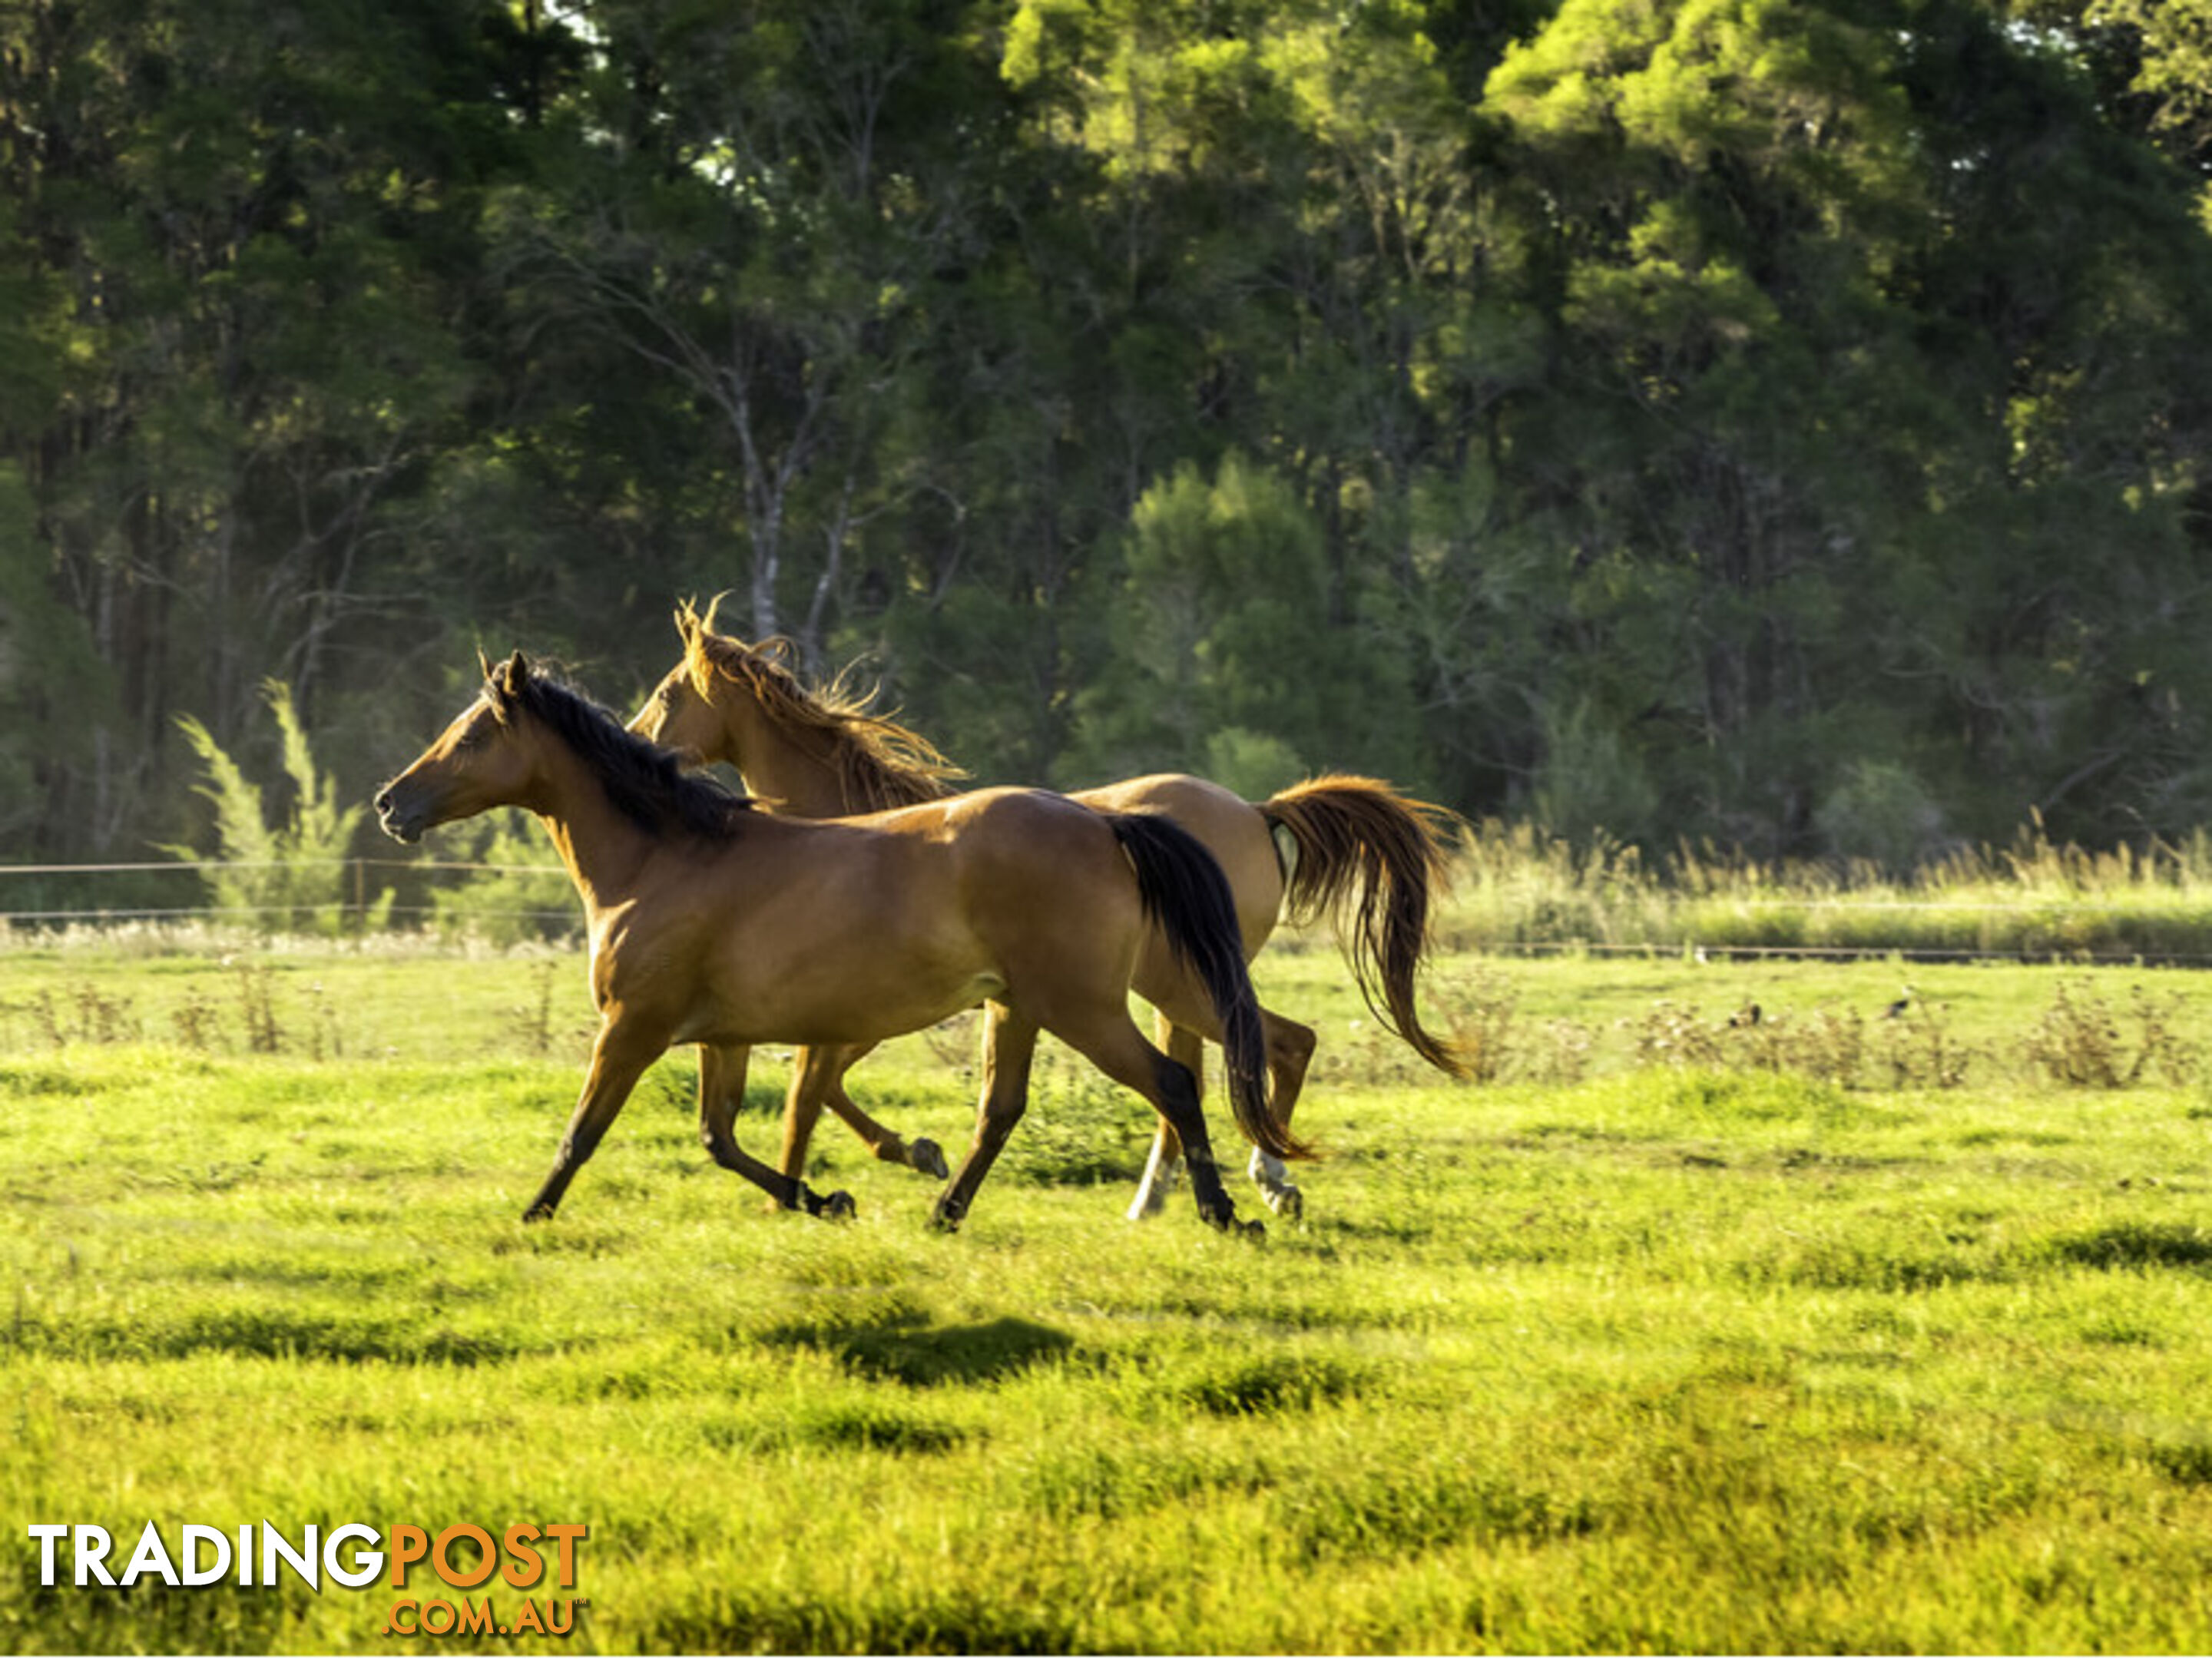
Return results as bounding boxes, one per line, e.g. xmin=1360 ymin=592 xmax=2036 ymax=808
xmin=374 ymin=784 xmax=429 ymax=845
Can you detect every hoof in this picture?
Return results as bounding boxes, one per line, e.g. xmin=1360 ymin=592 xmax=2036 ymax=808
xmin=810 ymin=1188 xmax=857 ymax=1222
xmin=1201 ymin=1210 xmax=1265 ymax=1242
xmin=1263 ymin=1184 xmax=1304 ymax=1223
xmin=909 ymin=1137 xmax=951 ymax=1181
xmin=929 ymin=1199 xmax=965 ymax=1233
xmin=521 ymin=1206 xmax=555 ymax=1225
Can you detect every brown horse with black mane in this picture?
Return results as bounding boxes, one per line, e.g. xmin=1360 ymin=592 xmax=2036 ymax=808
xmin=631 ymin=601 xmax=1465 ymax=1220
xmin=376 ymin=651 xmax=1293 ymax=1233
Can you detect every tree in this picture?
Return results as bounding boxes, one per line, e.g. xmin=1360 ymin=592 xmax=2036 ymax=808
xmin=1473 ymin=0 xmax=2212 ymax=849
xmin=495 ymin=0 xmax=1005 ymax=667
xmin=0 ymin=0 xmax=528 ymax=849
xmin=1065 ymin=453 xmax=1422 ymax=793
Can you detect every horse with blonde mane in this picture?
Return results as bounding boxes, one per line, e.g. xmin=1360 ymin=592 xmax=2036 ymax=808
xmin=631 ymin=601 xmax=1465 ymax=1220
xmin=376 ymin=651 xmax=1293 ymax=1233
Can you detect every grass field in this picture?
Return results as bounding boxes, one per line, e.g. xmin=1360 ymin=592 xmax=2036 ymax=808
xmin=5 ymin=929 xmax=2212 ymax=1653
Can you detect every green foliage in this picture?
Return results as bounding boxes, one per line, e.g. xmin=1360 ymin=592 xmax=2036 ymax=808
xmin=167 ymin=681 xmax=374 ymax=935
xmin=0 ymin=465 xmax=114 ymax=850
xmin=2086 ymin=0 xmax=2212 ymax=164
xmin=426 ymin=810 xmax=578 ymax=946
xmin=1200 ymin=726 xmax=1306 ymax=801
xmin=1532 ymin=696 xmax=1664 ymax=844
xmin=1065 ymin=452 xmax=1420 ymax=785
xmin=1813 ymin=757 xmax=1949 ymax=870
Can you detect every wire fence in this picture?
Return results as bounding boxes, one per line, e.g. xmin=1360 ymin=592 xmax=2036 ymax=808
xmin=0 ymin=857 xmax=576 ymax=933
xmin=9 ymin=858 xmax=2212 ymax=966
xmin=1474 ymin=937 xmax=2212 ymax=967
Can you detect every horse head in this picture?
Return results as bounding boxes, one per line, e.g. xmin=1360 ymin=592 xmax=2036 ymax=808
xmin=376 ymin=651 xmax=543 ymax=843
xmin=628 ymin=608 xmax=727 ymax=763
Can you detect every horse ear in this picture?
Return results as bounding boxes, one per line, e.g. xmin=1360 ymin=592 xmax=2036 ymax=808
xmin=477 ymin=646 xmax=495 ymax=683
xmin=675 ymin=599 xmax=701 ymax=648
xmin=483 ymin=651 xmax=528 ymax=704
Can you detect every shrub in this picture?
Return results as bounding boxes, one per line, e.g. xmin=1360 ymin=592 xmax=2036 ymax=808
xmin=426 ymin=811 xmax=577 ymax=945
xmin=167 ymin=680 xmax=385 ymax=935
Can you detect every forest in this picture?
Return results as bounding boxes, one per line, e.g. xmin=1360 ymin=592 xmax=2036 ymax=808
xmin=5 ymin=0 xmax=2211 ymax=877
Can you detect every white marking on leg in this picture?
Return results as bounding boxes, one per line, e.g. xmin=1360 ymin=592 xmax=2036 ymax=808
xmin=1126 ymin=1138 xmax=1182 ymax=1221
xmin=1248 ymin=1147 xmax=1303 ymax=1219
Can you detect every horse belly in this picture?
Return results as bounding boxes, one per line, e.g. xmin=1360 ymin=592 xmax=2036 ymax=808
xmin=682 ymin=937 xmax=1005 ymax=1048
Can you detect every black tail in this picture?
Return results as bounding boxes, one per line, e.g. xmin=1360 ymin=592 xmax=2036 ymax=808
xmin=1104 ymin=812 xmax=1310 ymax=1163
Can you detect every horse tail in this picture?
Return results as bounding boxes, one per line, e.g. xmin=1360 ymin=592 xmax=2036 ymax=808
xmin=1104 ymin=812 xmax=1310 ymax=1164
xmin=1260 ymin=774 xmax=1469 ymax=1080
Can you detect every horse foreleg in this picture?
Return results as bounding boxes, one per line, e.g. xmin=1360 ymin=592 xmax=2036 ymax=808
xmin=931 ymin=1003 xmax=1038 ymax=1233
xmin=1247 ymin=1009 xmax=1316 ymax=1221
xmin=525 ymin=1025 xmax=661 ymax=1222
xmin=699 ymin=1041 xmax=752 ymax=1142
xmin=777 ymin=1045 xmax=832 ymax=1178
xmin=1060 ymin=1013 xmax=1260 ymax=1239
xmin=782 ymin=1043 xmax=949 ymax=1181
xmin=1125 ymin=1013 xmax=1194 ymax=1222
xmin=698 ymin=1040 xmax=853 ymax=1219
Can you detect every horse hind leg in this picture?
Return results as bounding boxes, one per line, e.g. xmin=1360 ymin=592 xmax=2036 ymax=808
xmin=824 ymin=1064 xmax=950 ymax=1180
xmin=1247 ymin=1009 xmax=1316 ymax=1222
xmin=781 ymin=1043 xmax=951 ymax=1184
xmin=1057 ymin=1010 xmax=1260 ymax=1240
xmin=1125 ymin=1012 xmax=1193 ymax=1223
xmin=1131 ymin=1001 xmax=1312 ymax=1224
xmin=700 ymin=1041 xmax=854 ymax=1220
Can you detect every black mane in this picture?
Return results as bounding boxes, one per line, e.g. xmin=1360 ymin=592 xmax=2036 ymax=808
xmin=504 ymin=670 xmax=752 ymax=842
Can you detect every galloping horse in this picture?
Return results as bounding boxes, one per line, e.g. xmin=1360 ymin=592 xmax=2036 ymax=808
xmin=631 ymin=601 xmax=1465 ymax=1220
xmin=376 ymin=652 xmax=1296 ymax=1233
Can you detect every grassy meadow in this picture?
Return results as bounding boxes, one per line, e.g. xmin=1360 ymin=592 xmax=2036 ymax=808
xmin=5 ymin=926 xmax=2212 ymax=1652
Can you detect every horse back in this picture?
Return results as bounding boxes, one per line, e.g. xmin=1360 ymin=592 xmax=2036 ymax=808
xmin=1071 ymin=773 xmax=1281 ymax=953
xmin=870 ymin=786 xmax=1161 ymax=975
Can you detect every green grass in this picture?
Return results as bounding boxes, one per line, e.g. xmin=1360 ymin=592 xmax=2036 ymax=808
xmin=5 ymin=937 xmax=2212 ymax=1651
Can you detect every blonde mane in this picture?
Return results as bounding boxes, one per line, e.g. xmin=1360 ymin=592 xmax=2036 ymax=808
xmin=679 ymin=599 xmax=966 ymax=813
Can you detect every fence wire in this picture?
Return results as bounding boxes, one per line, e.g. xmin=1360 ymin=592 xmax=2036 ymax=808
xmin=0 ymin=857 xmax=574 ymax=932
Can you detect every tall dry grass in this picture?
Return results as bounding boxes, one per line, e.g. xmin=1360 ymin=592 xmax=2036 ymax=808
xmin=1443 ymin=816 xmax=2212 ymax=960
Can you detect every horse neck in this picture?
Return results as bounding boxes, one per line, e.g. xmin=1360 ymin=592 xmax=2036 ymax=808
xmin=720 ymin=692 xmax=851 ymax=819
xmin=525 ymin=734 xmax=662 ymax=914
